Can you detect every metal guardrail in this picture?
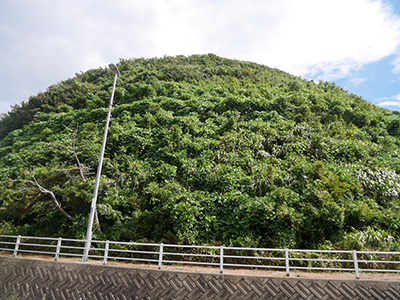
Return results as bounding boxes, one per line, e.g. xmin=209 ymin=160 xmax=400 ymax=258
xmin=1 ymin=235 xmax=400 ymax=279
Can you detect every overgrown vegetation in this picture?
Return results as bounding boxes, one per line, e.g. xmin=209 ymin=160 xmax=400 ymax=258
xmin=1 ymin=54 xmax=400 ymax=251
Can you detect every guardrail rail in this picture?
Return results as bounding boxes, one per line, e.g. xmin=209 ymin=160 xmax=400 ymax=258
xmin=1 ymin=234 xmax=400 ymax=279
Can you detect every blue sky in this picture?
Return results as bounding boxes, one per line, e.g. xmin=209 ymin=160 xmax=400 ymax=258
xmin=1 ymin=0 xmax=400 ymax=115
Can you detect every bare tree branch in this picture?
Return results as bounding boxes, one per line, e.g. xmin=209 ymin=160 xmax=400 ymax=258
xmin=95 ymin=210 xmax=102 ymax=233
xmin=71 ymin=123 xmax=101 ymax=232
xmin=11 ymin=176 xmax=77 ymax=222
xmin=72 ymin=123 xmax=86 ymax=182
xmin=54 ymin=123 xmax=88 ymax=182
xmin=10 ymin=123 xmax=104 ymax=231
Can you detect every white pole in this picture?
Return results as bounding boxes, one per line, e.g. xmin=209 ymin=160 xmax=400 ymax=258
xmin=82 ymin=64 xmax=120 ymax=262
xmin=285 ymin=248 xmax=290 ymax=276
xmin=158 ymin=243 xmax=164 ymax=269
xmin=353 ymin=250 xmax=360 ymax=279
xmin=220 ymin=246 xmax=224 ymax=273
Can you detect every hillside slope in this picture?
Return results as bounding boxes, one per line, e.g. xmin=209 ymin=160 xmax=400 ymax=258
xmin=1 ymin=54 xmax=400 ymax=250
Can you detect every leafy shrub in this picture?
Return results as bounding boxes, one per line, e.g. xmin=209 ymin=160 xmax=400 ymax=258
xmin=1 ymin=54 xmax=400 ymax=251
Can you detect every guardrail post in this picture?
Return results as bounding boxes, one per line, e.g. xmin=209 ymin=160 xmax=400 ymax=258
xmin=158 ymin=243 xmax=164 ymax=269
xmin=13 ymin=235 xmax=21 ymax=257
xmin=353 ymin=250 xmax=360 ymax=279
xmin=103 ymin=240 xmax=110 ymax=265
xmin=220 ymin=246 xmax=224 ymax=273
xmin=55 ymin=237 xmax=62 ymax=261
xmin=285 ymin=248 xmax=290 ymax=276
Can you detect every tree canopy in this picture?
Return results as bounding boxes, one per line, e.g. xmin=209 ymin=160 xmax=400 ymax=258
xmin=1 ymin=54 xmax=400 ymax=251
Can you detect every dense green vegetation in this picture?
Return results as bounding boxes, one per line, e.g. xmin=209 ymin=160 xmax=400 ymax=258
xmin=1 ymin=54 xmax=400 ymax=251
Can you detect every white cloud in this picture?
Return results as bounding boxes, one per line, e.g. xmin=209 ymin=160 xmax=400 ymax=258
xmin=377 ymin=94 xmax=400 ymax=107
xmin=392 ymin=56 xmax=400 ymax=74
xmin=378 ymin=101 xmax=400 ymax=107
xmin=136 ymin=0 xmax=400 ymax=81
xmin=230 ymin=0 xmax=400 ymax=80
xmin=350 ymin=77 xmax=368 ymax=85
xmin=1 ymin=0 xmax=400 ymax=114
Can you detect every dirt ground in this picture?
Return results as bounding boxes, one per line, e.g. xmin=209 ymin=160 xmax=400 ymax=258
xmin=2 ymin=252 xmax=400 ymax=281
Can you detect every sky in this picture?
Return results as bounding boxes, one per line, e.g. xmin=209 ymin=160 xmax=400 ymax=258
xmin=2 ymin=0 xmax=400 ymax=115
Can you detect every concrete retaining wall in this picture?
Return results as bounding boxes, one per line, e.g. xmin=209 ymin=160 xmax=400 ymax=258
xmin=0 ymin=257 xmax=399 ymax=299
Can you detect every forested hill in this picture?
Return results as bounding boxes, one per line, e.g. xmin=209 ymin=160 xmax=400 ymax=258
xmin=1 ymin=54 xmax=400 ymax=251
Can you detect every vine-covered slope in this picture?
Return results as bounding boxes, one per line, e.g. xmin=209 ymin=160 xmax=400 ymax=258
xmin=1 ymin=54 xmax=400 ymax=250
